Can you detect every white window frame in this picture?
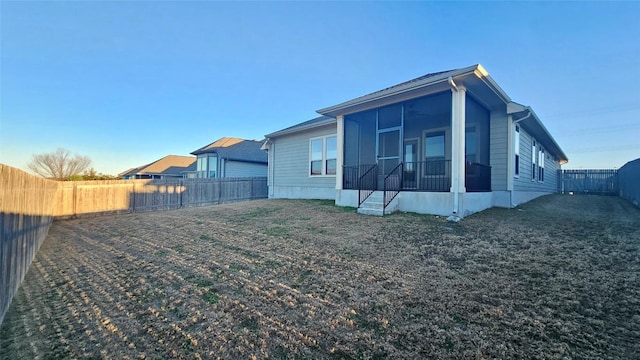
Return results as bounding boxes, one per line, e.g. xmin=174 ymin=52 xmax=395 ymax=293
xmin=514 ymin=125 xmax=520 ymax=177
xmin=309 ymin=135 xmax=337 ymax=177
xmin=538 ymin=147 xmax=545 ymax=182
xmin=531 ymin=139 xmax=537 ymax=181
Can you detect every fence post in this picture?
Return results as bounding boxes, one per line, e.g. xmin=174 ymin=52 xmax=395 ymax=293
xmin=179 ymin=179 xmax=183 ymax=208
xmin=73 ymin=182 xmax=78 ymax=218
xmin=132 ymin=181 xmax=136 ymax=213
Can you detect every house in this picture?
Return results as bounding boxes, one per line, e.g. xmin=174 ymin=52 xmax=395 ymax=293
xmin=263 ymin=64 xmax=568 ymax=217
xmin=119 ymin=155 xmax=197 ymax=180
xmin=189 ymin=137 xmax=267 ymax=178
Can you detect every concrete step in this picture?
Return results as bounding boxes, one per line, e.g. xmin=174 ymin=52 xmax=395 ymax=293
xmin=357 ymin=206 xmax=384 ymax=216
xmin=358 ymin=191 xmax=385 ymax=216
xmin=358 ymin=190 xmax=401 ymax=216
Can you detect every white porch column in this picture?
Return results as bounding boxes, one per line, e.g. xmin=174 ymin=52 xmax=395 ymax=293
xmin=336 ymin=115 xmax=344 ymax=190
xmin=451 ymin=86 xmax=467 ymax=195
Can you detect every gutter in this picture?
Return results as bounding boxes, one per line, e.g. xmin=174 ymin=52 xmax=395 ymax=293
xmin=513 ymin=109 xmax=532 ymax=123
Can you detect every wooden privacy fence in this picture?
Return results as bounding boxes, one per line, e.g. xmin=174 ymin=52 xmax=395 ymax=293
xmin=53 ymin=177 xmax=268 ymax=218
xmin=0 ymin=165 xmax=59 ymax=325
xmin=558 ymin=169 xmax=619 ymax=195
xmin=618 ymin=158 xmax=640 ymax=208
xmin=0 ymin=167 xmax=267 ymax=326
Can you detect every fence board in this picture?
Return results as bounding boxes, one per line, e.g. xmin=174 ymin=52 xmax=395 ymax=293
xmin=558 ymin=169 xmax=618 ymax=195
xmin=0 ymin=165 xmax=58 ymax=326
xmin=52 ymin=177 xmax=267 ymax=218
xmin=618 ymin=158 xmax=640 ymax=208
xmin=0 ymin=168 xmax=266 ymax=326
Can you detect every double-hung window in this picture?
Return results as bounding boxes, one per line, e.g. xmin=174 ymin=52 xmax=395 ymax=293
xmin=538 ymin=148 xmax=544 ymax=182
xmin=514 ymin=125 xmax=520 ymax=176
xmin=310 ymin=135 xmax=337 ymax=176
xmin=531 ymin=139 xmax=537 ymax=181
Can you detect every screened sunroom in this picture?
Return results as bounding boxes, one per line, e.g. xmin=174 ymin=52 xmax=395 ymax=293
xmin=342 ymin=91 xmax=491 ymax=193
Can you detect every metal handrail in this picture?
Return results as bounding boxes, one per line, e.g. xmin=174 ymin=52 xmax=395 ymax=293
xmin=383 ymin=162 xmax=403 ymax=210
xmin=358 ymin=164 xmax=378 ymax=207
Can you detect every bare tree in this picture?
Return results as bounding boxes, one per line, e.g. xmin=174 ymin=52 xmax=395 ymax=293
xmin=28 ymin=148 xmax=92 ymax=180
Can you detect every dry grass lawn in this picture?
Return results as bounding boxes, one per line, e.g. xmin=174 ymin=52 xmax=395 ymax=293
xmin=1 ymin=194 xmax=638 ymax=359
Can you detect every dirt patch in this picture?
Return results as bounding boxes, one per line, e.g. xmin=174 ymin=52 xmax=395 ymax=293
xmin=1 ymin=195 xmax=638 ymax=359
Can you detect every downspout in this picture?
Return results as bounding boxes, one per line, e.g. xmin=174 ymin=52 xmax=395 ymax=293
xmin=510 ymin=109 xmax=531 ymax=207
xmin=269 ymin=139 xmax=274 ymax=198
xmin=262 ymin=138 xmax=274 ymax=198
xmin=449 ymin=77 xmax=460 ymax=216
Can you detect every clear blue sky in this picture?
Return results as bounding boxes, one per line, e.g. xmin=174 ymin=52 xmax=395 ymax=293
xmin=1 ymin=1 xmax=639 ymax=175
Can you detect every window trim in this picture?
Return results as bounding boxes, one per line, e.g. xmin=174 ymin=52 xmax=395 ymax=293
xmin=514 ymin=125 xmax=520 ymax=177
xmin=196 ymin=154 xmax=218 ymax=179
xmin=538 ymin=147 xmax=545 ymax=182
xmin=531 ymin=139 xmax=537 ymax=181
xmin=309 ymin=135 xmax=337 ymax=177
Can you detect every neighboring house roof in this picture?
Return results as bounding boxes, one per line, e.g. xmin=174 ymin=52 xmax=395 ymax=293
xmin=264 ymin=116 xmax=336 ymax=138
xmin=119 ymin=155 xmax=196 ymax=178
xmin=191 ymin=137 xmax=267 ymax=163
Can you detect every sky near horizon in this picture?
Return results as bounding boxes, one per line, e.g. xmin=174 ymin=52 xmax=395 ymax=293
xmin=1 ymin=1 xmax=639 ymax=176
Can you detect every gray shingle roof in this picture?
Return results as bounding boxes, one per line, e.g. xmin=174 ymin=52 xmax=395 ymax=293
xmin=191 ymin=137 xmax=267 ymax=163
xmin=317 ymin=64 xmax=493 ymax=117
xmin=265 ymin=116 xmax=336 ymax=138
xmin=119 ymin=155 xmax=196 ymax=177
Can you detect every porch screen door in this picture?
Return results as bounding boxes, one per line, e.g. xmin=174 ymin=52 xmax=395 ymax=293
xmin=377 ymin=129 xmax=400 ymax=188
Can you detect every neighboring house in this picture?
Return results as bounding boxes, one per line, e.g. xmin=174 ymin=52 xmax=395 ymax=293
xmin=263 ymin=64 xmax=568 ymax=217
xmin=119 ymin=155 xmax=196 ymax=180
xmin=189 ymin=137 xmax=267 ymax=178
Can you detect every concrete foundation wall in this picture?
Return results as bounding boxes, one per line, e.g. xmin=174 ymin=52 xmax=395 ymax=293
xmin=336 ymin=190 xmax=358 ymax=207
xmin=270 ymin=186 xmax=335 ymax=200
xmin=397 ymin=192 xmax=454 ymax=216
xmin=511 ymin=191 xmax=551 ymax=207
xmin=460 ymin=192 xmax=494 ymax=216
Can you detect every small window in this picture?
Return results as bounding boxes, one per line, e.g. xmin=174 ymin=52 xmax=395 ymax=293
xmin=538 ymin=148 xmax=545 ymax=182
xmin=208 ymin=156 xmax=218 ymax=178
xmin=531 ymin=139 xmax=536 ymax=181
xmin=326 ymin=136 xmax=337 ymax=175
xmin=310 ymin=135 xmax=337 ymax=176
xmin=310 ymin=139 xmax=323 ymax=175
xmin=514 ymin=125 xmax=520 ymax=176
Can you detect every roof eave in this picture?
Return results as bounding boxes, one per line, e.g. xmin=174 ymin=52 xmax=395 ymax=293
xmin=265 ymin=118 xmax=337 ymax=138
xmin=520 ymin=106 xmax=569 ymax=163
xmin=475 ymin=65 xmax=512 ymax=105
xmin=317 ymin=64 xmax=511 ymax=118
